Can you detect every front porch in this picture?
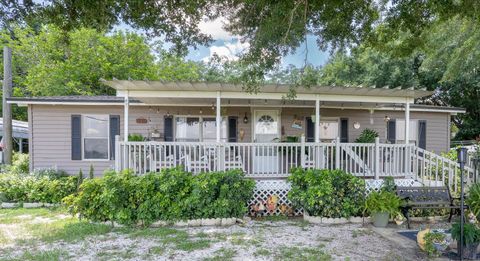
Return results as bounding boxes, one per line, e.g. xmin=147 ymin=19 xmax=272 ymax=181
xmin=114 ymin=138 xmax=475 ymax=194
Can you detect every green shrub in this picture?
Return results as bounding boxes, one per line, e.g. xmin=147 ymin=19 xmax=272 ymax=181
xmin=467 ymin=183 xmax=480 ymax=220
xmin=64 ymin=168 xmax=255 ymax=226
xmin=364 ymin=190 xmax=401 ymax=216
xmin=128 ymin=134 xmax=144 ymax=141
xmin=0 ymin=173 xmax=78 ymax=203
xmin=355 ymin=128 xmax=379 ymax=143
xmin=287 ymin=168 xmax=366 ymax=218
xmin=5 ymin=153 xmax=30 ymax=174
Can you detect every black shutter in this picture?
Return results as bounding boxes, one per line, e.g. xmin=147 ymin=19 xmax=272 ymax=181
xmin=228 ymin=116 xmax=238 ymax=142
xmin=418 ymin=120 xmax=427 ymax=149
xmin=387 ymin=120 xmax=396 ymax=144
xmin=340 ymin=118 xmax=349 ymax=143
xmin=71 ymin=115 xmax=82 ymax=160
xmin=164 ymin=116 xmax=174 ymax=141
xmin=109 ymin=115 xmax=120 ymax=160
xmin=305 ymin=117 xmax=315 ymax=142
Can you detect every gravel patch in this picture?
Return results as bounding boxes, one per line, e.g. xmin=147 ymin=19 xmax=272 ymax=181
xmin=0 ymin=217 xmax=429 ymax=260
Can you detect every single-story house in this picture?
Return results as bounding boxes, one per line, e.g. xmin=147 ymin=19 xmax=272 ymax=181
xmin=7 ymin=81 xmax=468 ymax=190
xmin=0 ymin=117 xmax=29 ymax=158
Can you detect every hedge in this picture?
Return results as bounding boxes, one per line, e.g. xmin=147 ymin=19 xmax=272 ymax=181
xmin=63 ymin=168 xmax=255 ymax=226
xmin=288 ymin=168 xmax=366 ymax=218
xmin=0 ymin=172 xmax=78 ymax=203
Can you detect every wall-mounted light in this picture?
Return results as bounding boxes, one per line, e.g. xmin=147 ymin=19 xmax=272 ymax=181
xmin=384 ymin=115 xmax=391 ymax=122
xmin=199 ymin=109 xmax=203 ymax=114
xmin=243 ymin=112 xmax=249 ymax=124
xmin=211 ymin=103 xmax=215 ymax=110
xmin=370 ymin=109 xmax=374 ymax=125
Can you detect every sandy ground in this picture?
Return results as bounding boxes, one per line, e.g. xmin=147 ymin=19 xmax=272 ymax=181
xmin=0 ymin=212 xmax=431 ymax=261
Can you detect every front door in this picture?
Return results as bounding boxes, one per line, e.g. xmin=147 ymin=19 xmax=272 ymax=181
xmin=253 ymin=110 xmax=280 ymax=174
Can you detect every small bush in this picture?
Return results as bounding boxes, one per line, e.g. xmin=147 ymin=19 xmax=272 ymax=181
xmin=5 ymin=152 xmax=30 ymax=174
xmin=355 ymin=128 xmax=379 ymax=143
xmin=64 ymin=168 xmax=255 ymax=226
xmin=288 ymin=168 xmax=366 ymax=218
xmin=0 ymin=173 xmax=78 ymax=203
xmin=364 ymin=190 xmax=401 ymax=216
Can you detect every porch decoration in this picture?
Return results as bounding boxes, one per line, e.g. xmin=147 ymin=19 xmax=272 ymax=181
xmin=248 ymin=180 xmax=302 ymax=216
xmin=136 ymin=117 xmax=148 ymax=124
xmin=243 ymin=112 xmax=248 ymax=124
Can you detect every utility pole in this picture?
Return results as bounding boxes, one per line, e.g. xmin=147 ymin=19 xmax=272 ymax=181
xmin=3 ymin=46 xmax=13 ymax=164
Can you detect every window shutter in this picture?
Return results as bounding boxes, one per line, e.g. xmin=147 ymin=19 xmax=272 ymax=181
xmin=228 ymin=116 xmax=238 ymax=142
xmin=387 ymin=120 xmax=396 ymax=144
xmin=109 ymin=115 xmax=120 ymax=160
xmin=340 ymin=118 xmax=349 ymax=143
xmin=71 ymin=115 xmax=82 ymax=160
xmin=164 ymin=116 xmax=174 ymax=141
xmin=418 ymin=120 xmax=427 ymax=149
xmin=305 ymin=117 xmax=314 ymax=142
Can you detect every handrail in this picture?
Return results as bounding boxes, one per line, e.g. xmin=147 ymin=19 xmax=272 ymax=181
xmin=115 ymin=137 xmax=477 ymax=193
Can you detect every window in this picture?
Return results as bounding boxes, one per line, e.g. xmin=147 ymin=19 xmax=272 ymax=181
xmin=175 ymin=116 xmax=227 ymax=142
xmin=83 ymin=115 xmax=109 ymax=160
xmin=319 ymin=120 xmax=339 ymax=140
xmin=396 ymin=119 xmax=418 ymax=142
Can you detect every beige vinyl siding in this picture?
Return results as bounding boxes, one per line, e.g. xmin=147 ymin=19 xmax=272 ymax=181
xmin=280 ymin=108 xmax=450 ymax=153
xmin=30 ymin=105 xmax=124 ymax=176
xmin=29 ymin=104 xmax=451 ymax=175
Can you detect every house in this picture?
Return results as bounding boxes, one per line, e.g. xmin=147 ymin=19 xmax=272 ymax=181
xmin=0 ymin=118 xmax=29 ymax=161
xmin=7 ymin=81 xmax=470 ymax=190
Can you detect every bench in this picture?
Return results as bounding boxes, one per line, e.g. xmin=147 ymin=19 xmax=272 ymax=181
xmin=396 ymin=186 xmax=460 ymax=229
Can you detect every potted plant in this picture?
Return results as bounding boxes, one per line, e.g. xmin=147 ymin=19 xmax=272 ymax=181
xmin=394 ymin=212 xmax=406 ymax=225
xmin=451 ymin=221 xmax=480 ymax=259
xmin=365 ymin=190 xmax=401 ymax=227
xmin=424 ymin=231 xmax=448 ymax=257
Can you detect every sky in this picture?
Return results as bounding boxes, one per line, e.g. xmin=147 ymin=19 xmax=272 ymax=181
xmin=185 ymin=18 xmax=330 ymax=67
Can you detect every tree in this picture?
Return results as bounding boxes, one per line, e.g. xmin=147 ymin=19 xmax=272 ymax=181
xmin=317 ymin=16 xmax=480 ymax=140
xmin=3 ymin=1 xmax=478 ymax=78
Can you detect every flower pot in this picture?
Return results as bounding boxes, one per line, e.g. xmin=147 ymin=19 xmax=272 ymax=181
xmin=372 ymin=212 xmax=389 ymax=227
xmin=457 ymin=241 xmax=479 ymax=260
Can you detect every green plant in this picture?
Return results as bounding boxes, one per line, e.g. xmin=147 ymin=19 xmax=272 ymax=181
xmin=63 ymin=168 xmax=255 ymax=226
xmin=381 ymin=176 xmax=396 ymax=193
xmin=466 ymin=183 xmax=480 ymax=219
xmin=77 ymin=169 xmax=84 ymax=189
xmin=0 ymin=173 xmax=78 ymax=203
xmin=354 ymin=128 xmax=379 ymax=143
xmin=364 ymin=190 xmax=401 ymax=216
xmin=128 ymin=134 xmax=144 ymax=142
xmin=3 ymin=152 xmax=30 ymax=174
xmin=288 ymin=168 xmax=366 ymax=218
xmin=89 ymin=165 xmax=94 ymax=179
xmin=424 ymin=232 xmax=447 ymax=257
xmin=451 ymin=222 xmax=480 ymax=246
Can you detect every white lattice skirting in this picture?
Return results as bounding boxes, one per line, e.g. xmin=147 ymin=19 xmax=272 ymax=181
xmin=249 ymin=178 xmax=427 ymax=216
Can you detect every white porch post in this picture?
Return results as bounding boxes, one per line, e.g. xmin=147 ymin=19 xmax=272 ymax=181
xmin=315 ymin=96 xmax=321 ymax=168
xmin=124 ymin=92 xmax=129 ymax=142
xmin=216 ymin=91 xmax=225 ymax=171
xmin=405 ymin=101 xmax=411 ymax=175
xmin=405 ymin=101 xmax=410 ymax=144
xmin=315 ymin=96 xmax=320 ymax=143
xmin=19 ymin=138 xmax=23 ymax=154
xmin=216 ymin=91 xmax=221 ymax=142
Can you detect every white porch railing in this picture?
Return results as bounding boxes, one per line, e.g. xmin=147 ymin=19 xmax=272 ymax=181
xmin=115 ymin=136 xmax=477 ymax=193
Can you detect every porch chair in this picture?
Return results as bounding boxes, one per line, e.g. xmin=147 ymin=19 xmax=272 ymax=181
xmin=182 ymin=150 xmax=211 ymax=174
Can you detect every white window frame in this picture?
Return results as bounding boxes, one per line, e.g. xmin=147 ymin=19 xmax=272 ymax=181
xmin=82 ymin=114 xmax=110 ymax=161
xmin=174 ymin=115 xmax=228 ymax=142
xmin=396 ymin=119 xmax=419 ymax=143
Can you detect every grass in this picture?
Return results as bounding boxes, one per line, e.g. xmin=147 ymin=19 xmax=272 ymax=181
xmin=176 ymin=239 xmax=212 ymax=251
xmin=351 ymin=228 xmax=373 ymax=238
xmin=254 ymin=249 xmax=271 ymax=257
xmin=30 ymin=219 xmax=113 ymax=243
xmin=1 ymin=249 xmax=68 ymax=261
xmin=203 ymin=248 xmax=237 ymax=261
xmin=276 ymin=245 xmax=332 ymax=261
xmin=0 ymin=208 xmax=64 ymax=224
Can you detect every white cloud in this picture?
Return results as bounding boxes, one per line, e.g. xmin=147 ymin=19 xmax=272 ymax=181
xmin=198 ymin=17 xmax=233 ymax=40
xmin=203 ymin=41 xmax=250 ymax=62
